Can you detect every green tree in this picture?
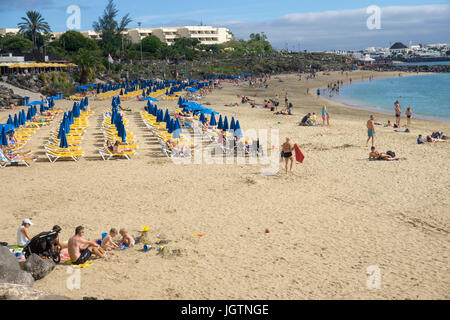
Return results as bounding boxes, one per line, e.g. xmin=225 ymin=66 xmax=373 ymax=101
xmin=141 ymin=35 xmax=163 ymax=54
xmin=17 ymin=10 xmax=52 ymax=49
xmin=92 ymin=0 xmax=132 ymax=54
xmin=74 ymin=48 xmax=100 ymax=84
xmin=59 ymin=30 xmax=98 ymax=52
xmin=2 ymin=35 xmax=33 ymax=52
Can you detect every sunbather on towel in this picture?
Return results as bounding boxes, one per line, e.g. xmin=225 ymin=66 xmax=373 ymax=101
xmin=68 ymin=226 xmax=107 ymax=265
xmin=102 ymin=228 xmax=119 ymax=251
xmin=369 ymin=147 xmax=396 ymax=161
xmin=119 ymin=228 xmax=135 ymax=247
xmin=426 ymin=135 xmax=448 ymax=143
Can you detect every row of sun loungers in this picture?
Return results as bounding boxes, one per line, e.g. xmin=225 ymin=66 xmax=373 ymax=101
xmin=44 ymin=111 xmax=93 ymax=163
xmin=0 ymin=110 xmax=61 ymax=168
xmin=99 ymin=109 xmax=138 ymax=160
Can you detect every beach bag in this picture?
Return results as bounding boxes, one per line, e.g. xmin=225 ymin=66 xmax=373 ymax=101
xmin=386 ymin=151 xmax=396 ymax=158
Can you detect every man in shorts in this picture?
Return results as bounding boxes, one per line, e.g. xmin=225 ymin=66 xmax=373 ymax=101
xmin=68 ymin=226 xmax=107 ymax=265
xmin=366 ymin=115 xmax=376 ymax=147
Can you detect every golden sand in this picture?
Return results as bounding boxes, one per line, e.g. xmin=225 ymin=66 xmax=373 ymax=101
xmin=0 ymin=70 xmax=449 ymax=299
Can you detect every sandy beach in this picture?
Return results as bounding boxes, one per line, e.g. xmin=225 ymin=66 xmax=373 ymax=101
xmin=0 ymin=70 xmax=449 ymax=300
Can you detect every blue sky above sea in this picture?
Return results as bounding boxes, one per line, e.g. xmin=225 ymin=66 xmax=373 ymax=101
xmin=0 ymin=0 xmax=449 ymax=51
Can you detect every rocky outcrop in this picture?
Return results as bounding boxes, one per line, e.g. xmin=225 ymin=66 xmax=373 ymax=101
xmin=0 ymin=246 xmax=34 ymax=287
xmin=0 ymin=85 xmax=23 ymax=107
xmin=0 ymin=283 xmax=70 ymax=300
xmin=6 ymin=75 xmax=43 ymax=93
xmin=23 ymin=254 xmax=56 ymax=280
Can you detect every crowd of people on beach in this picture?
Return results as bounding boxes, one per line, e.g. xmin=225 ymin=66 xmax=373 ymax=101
xmin=15 ymin=219 xmax=138 ymax=265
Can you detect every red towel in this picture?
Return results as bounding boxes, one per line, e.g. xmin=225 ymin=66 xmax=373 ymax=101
xmin=294 ymin=144 xmax=305 ymax=163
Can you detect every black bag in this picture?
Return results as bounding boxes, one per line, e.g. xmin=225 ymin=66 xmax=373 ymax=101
xmin=386 ymin=151 xmax=396 ymax=158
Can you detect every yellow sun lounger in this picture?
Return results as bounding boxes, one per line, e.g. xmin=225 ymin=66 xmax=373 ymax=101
xmin=46 ymin=149 xmax=84 ymax=163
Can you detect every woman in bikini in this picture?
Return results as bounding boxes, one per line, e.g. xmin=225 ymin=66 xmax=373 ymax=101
xmin=394 ymin=101 xmax=402 ymax=127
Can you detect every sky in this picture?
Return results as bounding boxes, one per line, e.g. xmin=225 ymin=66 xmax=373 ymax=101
xmin=0 ymin=0 xmax=449 ymax=51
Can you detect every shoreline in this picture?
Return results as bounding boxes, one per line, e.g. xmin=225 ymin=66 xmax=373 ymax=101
xmin=309 ymin=71 xmax=450 ymax=126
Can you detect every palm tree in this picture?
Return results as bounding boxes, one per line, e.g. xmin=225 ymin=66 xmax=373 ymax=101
xmin=74 ymin=48 xmax=100 ymax=84
xmin=17 ymin=11 xmax=51 ymax=49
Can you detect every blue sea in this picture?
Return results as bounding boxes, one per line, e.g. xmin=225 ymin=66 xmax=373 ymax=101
xmin=396 ymin=61 xmax=450 ymax=66
xmin=326 ymin=73 xmax=450 ymax=122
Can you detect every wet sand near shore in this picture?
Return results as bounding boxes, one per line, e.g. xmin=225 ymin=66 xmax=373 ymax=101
xmin=0 ymin=70 xmax=449 ymax=300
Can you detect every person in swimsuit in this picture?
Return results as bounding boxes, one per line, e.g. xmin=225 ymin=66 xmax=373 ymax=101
xmin=282 ymin=138 xmax=295 ymax=174
xmin=406 ymin=107 xmax=412 ymax=126
xmin=369 ymin=147 xmax=396 ymax=161
xmin=394 ymin=101 xmax=401 ymax=127
xmin=321 ymin=106 xmax=327 ymax=126
xmin=68 ymin=226 xmax=107 ymax=265
xmin=119 ymin=228 xmax=135 ymax=247
xmin=366 ymin=115 xmax=376 ymax=147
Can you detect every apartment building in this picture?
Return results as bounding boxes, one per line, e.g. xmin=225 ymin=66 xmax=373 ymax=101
xmin=1 ymin=26 xmax=233 ymax=46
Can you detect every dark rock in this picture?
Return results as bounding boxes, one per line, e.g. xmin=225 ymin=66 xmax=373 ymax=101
xmin=23 ymin=254 xmax=56 ymax=280
xmin=0 ymin=246 xmax=19 ymax=272
xmin=0 ymin=266 xmax=34 ymax=287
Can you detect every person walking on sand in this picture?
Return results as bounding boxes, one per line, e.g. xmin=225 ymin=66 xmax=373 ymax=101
xmin=284 ymin=92 xmax=289 ymax=108
xmin=366 ymin=115 xmax=376 ymax=147
xmin=282 ymin=138 xmax=295 ymax=174
xmin=406 ymin=107 xmax=413 ymax=126
xmin=395 ymin=100 xmax=402 ymax=127
xmin=321 ymin=106 xmax=328 ymax=126
xmin=68 ymin=226 xmax=107 ymax=265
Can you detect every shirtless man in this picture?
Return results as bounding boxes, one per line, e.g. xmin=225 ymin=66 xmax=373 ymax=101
xmin=68 ymin=226 xmax=107 ymax=265
xmin=282 ymin=138 xmax=295 ymax=174
xmin=366 ymin=115 xmax=376 ymax=147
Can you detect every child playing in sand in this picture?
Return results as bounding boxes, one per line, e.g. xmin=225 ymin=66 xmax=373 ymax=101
xmin=102 ymin=228 xmax=119 ymax=251
xmin=119 ymin=228 xmax=135 ymax=247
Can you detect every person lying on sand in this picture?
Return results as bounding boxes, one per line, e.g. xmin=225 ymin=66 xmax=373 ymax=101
xmin=426 ymin=135 xmax=448 ymax=143
xmin=224 ymin=103 xmax=239 ymax=107
xmin=274 ymin=102 xmax=293 ymax=115
xmin=119 ymin=228 xmax=135 ymax=247
xmin=369 ymin=147 xmax=398 ymax=161
xmin=68 ymin=226 xmax=107 ymax=265
xmin=102 ymin=228 xmax=119 ymax=251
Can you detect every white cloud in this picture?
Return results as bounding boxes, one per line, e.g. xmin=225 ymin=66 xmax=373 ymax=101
xmin=215 ymin=5 xmax=450 ymax=50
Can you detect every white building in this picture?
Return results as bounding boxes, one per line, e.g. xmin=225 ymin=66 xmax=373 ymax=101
xmin=1 ymin=26 xmax=233 ymax=46
xmin=0 ymin=28 xmax=20 ymax=36
xmin=126 ymin=26 xmax=233 ymax=45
